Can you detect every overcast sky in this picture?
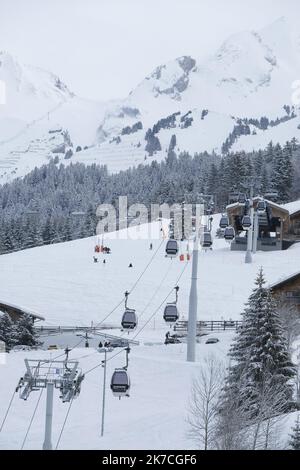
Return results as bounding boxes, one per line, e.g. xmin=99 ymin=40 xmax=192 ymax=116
xmin=0 ymin=0 xmax=299 ymax=101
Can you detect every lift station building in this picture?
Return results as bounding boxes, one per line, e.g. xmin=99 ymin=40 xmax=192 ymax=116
xmin=226 ymin=197 xmax=300 ymax=251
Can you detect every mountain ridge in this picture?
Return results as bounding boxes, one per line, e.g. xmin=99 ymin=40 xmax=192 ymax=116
xmin=0 ymin=17 xmax=299 ymax=181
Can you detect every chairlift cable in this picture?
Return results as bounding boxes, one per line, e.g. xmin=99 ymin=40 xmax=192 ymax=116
xmin=20 ymin=388 xmax=44 ymax=450
xmin=41 ymin=236 xmax=165 ymax=364
xmin=55 ymin=397 xmax=74 ymax=450
xmin=129 ymin=238 xmax=164 ymax=293
xmin=0 ymin=388 xmax=17 ymax=433
xmin=83 ymin=259 xmax=190 ymax=375
xmin=131 ymin=260 xmax=189 ymax=340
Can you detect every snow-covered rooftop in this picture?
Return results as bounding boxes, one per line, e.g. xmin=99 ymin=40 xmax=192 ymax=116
xmin=282 ymin=199 xmax=300 ymax=216
xmin=227 ymin=197 xmax=289 ymax=213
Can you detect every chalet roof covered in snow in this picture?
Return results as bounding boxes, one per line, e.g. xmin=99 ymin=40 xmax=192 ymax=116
xmin=0 ymin=300 xmax=45 ymax=321
xmin=269 ymin=271 xmax=300 ymax=290
xmin=226 ymin=197 xmax=290 ymax=215
xmin=282 ymin=199 xmax=300 ymax=217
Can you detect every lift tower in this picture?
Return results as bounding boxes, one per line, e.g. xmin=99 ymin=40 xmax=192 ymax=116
xmin=16 ymin=358 xmax=84 ymax=450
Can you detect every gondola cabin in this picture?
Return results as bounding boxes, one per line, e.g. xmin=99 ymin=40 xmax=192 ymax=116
xmin=257 ymin=200 xmax=267 ymax=214
xmin=224 ymin=226 xmax=235 ymax=241
xmin=163 ymin=303 xmax=179 ymax=323
xmin=201 ymin=231 xmax=213 ymax=248
xmin=238 ymin=193 xmax=247 ymax=204
xmin=121 ymin=309 xmax=138 ymax=330
xmin=242 ymin=215 xmax=252 ymax=230
xmin=219 ymin=215 xmax=229 ymax=229
xmin=165 ymin=240 xmax=178 ymax=257
xmin=110 ymin=369 xmax=130 ymax=398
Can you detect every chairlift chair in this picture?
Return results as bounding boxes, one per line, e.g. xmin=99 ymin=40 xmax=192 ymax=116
xmin=110 ymin=368 xmax=130 ymax=398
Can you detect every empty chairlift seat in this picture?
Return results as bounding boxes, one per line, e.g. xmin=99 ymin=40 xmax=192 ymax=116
xmin=219 ymin=215 xmax=229 ymax=229
xmin=224 ymin=226 xmax=235 ymax=241
xmin=163 ymin=303 xmax=179 ymax=323
xmin=110 ymin=369 xmax=130 ymax=397
xmin=165 ymin=239 xmax=178 ymax=257
xmin=121 ymin=309 xmax=138 ymax=330
xmin=201 ymin=231 xmax=213 ymax=248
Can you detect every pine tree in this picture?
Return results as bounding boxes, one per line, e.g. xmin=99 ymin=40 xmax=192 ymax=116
xmin=0 ymin=313 xmax=18 ymax=351
xmin=271 ymin=143 xmax=293 ymax=203
xmin=260 ymin=164 xmax=269 ymax=195
xmin=84 ymin=205 xmax=97 ymax=237
xmin=15 ymin=314 xmax=40 ymax=347
xmin=42 ymin=217 xmax=56 ymax=244
xmin=222 ymin=269 xmax=295 ymax=416
xmin=265 ymin=141 xmax=274 ymax=163
xmin=289 ymin=415 xmax=300 ymax=450
xmin=3 ymin=226 xmax=14 ymax=253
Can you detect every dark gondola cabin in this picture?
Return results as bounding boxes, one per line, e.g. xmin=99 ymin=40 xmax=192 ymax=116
xmin=224 ymin=226 xmax=235 ymax=241
xmin=257 ymin=200 xmax=267 ymax=214
xmin=121 ymin=309 xmax=138 ymax=330
xmin=163 ymin=303 xmax=179 ymax=323
xmin=165 ymin=239 xmax=178 ymax=257
xmin=110 ymin=369 xmax=130 ymax=397
xmin=219 ymin=215 xmax=229 ymax=229
xmin=201 ymin=231 xmax=212 ymax=248
xmin=242 ymin=215 xmax=252 ymax=230
xmin=238 ymin=193 xmax=247 ymax=204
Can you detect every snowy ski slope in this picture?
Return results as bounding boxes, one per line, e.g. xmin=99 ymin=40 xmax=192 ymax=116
xmin=0 ymin=217 xmax=300 ymax=327
xmin=0 ymin=218 xmax=300 ymax=449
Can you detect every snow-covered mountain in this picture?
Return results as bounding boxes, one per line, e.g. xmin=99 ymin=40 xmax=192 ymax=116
xmin=1 ymin=17 xmax=300 ymax=181
xmin=0 ymin=51 xmax=107 ymax=181
xmin=0 ymin=50 xmax=72 ymax=119
xmin=95 ymin=17 xmax=300 ymax=158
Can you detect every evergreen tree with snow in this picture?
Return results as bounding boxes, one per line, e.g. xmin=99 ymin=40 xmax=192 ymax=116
xmin=271 ymin=143 xmax=293 ymax=203
xmin=3 ymin=227 xmax=14 ymax=253
xmin=84 ymin=204 xmax=97 ymax=237
xmin=0 ymin=313 xmax=19 ymax=351
xmin=42 ymin=217 xmax=56 ymax=244
xmin=260 ymin=164 xmax=270 ymax=195
xmin=15 ymin=314 xmax=40 ymax=347
xmin=265 ymin=141 xmax=274 ymax=163
xmin=289 ymin=415 xmax=300 ymax=450
xmin=221 ymin=268 xmax=295 ymax=417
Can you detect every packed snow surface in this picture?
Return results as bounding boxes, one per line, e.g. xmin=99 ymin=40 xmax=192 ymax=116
xmin=0 ymin=218 xmax=299 ymax=326
xmin=0 ymin=219 xmax=299 ymax=449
